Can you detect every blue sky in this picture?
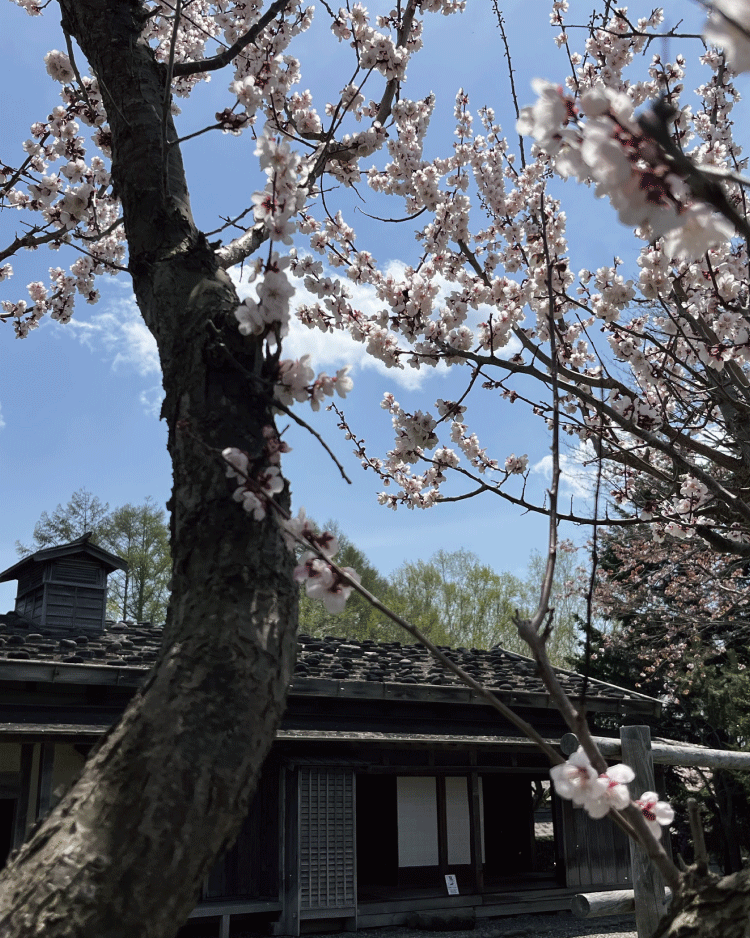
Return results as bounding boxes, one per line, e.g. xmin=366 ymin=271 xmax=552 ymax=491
xmin=0 ymin=1 xmax=707 ymax=612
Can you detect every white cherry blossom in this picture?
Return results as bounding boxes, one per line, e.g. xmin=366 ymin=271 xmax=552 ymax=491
xmin=635 ymin=792 xmax=675 ymax=840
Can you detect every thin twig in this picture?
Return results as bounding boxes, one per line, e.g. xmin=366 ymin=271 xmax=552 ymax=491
xmin=63 ymin=27 xmax=94 ymax=115
xmin=273 ymin=398 xmax=352 ymax=484
xmin=491 ymin=2 xmax=525 ymax=167
xmin=162 ymin=0 xmax=182 ymax=197
xmin=582 ymin=389 xmax=605 ymax=705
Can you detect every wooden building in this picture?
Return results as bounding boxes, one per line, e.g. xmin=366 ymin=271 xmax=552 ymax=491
xmin=0 ymin=539 xmax=661 ymax=936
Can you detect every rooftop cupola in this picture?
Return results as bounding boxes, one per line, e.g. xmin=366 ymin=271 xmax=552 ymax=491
xmin=0 ymin=533 xmax=128 ymax=633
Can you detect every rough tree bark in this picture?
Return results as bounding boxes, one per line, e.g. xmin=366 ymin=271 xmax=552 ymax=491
xmin=0 ymin=1 xmax=298 ymax=936
xmin=654 ymin=867 xmax=750 ymax=938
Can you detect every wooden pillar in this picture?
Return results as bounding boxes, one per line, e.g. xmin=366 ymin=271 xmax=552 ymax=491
xmin=620 ymin=726 xmax=665 ymax=938
xmin=436 ymin=775 xmax=448 ymax=878
xmin=35 ymin=742 xmax=55 ymax=820
xmin=12 ymin=744 xmax=34 ymax=850
xmin=469 ymin=772 xmax=483 ymax=894
xmin=276 ymin=767 xmax=300 ymax=937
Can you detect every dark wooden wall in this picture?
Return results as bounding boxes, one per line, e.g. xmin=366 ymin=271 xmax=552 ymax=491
xmin=203 ymin=759 xmax=281 ymax=900
xmin=557 ymin=796 xmax=631 ymax=888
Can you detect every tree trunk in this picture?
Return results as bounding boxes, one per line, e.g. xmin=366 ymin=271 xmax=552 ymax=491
xmin=654 ymin=868 xmax=750 ymax=938
xmin=121 ymin=567 xmax=130 ymax=622
xmin=0 ymin=2 xmax=298 ymax=936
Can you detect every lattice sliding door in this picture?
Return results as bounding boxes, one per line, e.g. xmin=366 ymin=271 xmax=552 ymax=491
xmin=298 ymin=767 xmax=356 ymax=913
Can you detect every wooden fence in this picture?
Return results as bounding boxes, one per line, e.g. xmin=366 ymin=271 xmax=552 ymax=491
xmin=563 ymin=727 xmax=750 ymax=938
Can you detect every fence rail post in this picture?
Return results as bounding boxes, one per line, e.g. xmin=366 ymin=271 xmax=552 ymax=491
xmin=620 ymin=725 xmax=665 ymax=938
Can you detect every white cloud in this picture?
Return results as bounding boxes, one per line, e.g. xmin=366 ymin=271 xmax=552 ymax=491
xmin=140 ymin=385 xmax=165 ymax=419
xmin=68 ymin=260 xmax=525 ymax=416
xmin=69 ymin=295 xmax=161 ymax=378
xmin=67 ymin=296 xmax=162 ymax=416
xmin=230 ymin=259 xmax=521 ymax=393
xmin=0 ymin=403 xmax=5 ymax=431
xmin=532 ymin=446 xmax=595 ymax=500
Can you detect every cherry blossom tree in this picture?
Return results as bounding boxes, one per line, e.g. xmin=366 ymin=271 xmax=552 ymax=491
xmin=4 ymin=0 xmax=750 ymax=935
xmin=0 ymin=1 xmax=463 ymax=935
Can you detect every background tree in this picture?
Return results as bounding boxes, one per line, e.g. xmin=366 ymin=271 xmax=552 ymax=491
xmin=583 ymin=521 xmax=750 ymax=874
xmin=300 ymin=534 xmax=587 ymax=664
xmin=388 ymin=547 xmax=522 ymax=650
xmin=517 ymin=543 xmax=589 ymax=668
xmin=103 ymin=498 xmax=171 ymax=625
xmin=297 ymin=522 xmax=396 ymax=641
xmin=15 ymin=489 xmax=172 ymax=625
xmin=15 ymin=488 xmax=110 ymax=555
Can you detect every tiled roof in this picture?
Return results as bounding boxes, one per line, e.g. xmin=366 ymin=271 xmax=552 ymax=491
xmin=292 ymin=633 xmax=644 ymax=704
xmin=0 ymin=611 xmax=162 ymax=667
xmin=0 ymin=613 xmax=652 ymax=706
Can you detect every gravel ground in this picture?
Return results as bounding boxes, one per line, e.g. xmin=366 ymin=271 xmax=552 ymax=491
xmin=298 ymin=913 xmax=637 ymax=938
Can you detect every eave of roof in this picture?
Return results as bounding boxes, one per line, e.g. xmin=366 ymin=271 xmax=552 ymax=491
xmin=0 ymin=535 xmax=128 ymax=581
xmin=0 ymin=658 xmax=661 ymax=717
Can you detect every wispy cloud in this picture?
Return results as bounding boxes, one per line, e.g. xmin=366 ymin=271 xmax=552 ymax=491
xmin=0 ymin=403 xmax=5 ymax=431
xmin=532 ymin=444 xmax=596 ymax=500
xmin=69 ymin=295 xmax=161 ymax=379
xmin=69 ymin=260 xmax=523 ymax=412
xmin=140 ymin=385 xmax=165 ymax=419
xmin=67 ymin=296 xmax=162 ymax=415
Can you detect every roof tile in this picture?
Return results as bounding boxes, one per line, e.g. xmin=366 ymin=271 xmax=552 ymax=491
xmin=0 ymin=611 xmax=652 ymax=705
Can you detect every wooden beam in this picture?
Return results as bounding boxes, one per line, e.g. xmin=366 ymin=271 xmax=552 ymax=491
xmin=35 ymin=742 xmax=55 ymax=820
xmin=436 ymin=776 xmax=448 ymax=878
xmin=620 ymin=726 xmax=667 ymax=938
xmin=276 ymin=767 xmax=300 ymax=937
xmin=0 ymin=661 xmax=145 ymax=688
xmin=572 ymin=888 xmax=672 ymax=919
xmin=562 ymin=732 xmax=750 ymax=770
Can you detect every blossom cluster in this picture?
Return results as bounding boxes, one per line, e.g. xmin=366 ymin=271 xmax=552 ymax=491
xmin=221 ymin=432 xmax=362 ymax=615
xmin=1 ymin=45 xmax=122 ymax=337
xmin=281 ymin=3 xmax=750 ymax=544
xmin=284 ymin=509 xmax=362 ymax=614
xmin=517 ymin=81 xmax=735 ymax=261
xmin=551 ymin=748 xmax=673 ymax=839
xmin=275 ymin=355 xmax=354 ymax=411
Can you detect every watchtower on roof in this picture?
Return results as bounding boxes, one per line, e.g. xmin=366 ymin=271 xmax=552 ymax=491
xmin=0 ymin=534 xmax=128 ymax=633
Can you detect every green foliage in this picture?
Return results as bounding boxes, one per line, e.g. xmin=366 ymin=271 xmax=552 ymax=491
xmin=299 ymin=525 xmax=587 ymax=667
xmin=15 ymin=488 xmax=111 ymax=555
xmin=298 ymin=522 xmax=400 ymax=642
xmin=103 ymin=498 xmax=171 ymax=625
xmin=388 ymin=548 xmax=523 ymax=651
xmin=516 ymin=547 xmax=589 ymax=667
xmin=16 ymin=488 xmax=171 ymax=626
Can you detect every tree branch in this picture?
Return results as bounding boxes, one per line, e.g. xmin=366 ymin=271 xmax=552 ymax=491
xmin=172 ymin=0 xmax=292 ymax=77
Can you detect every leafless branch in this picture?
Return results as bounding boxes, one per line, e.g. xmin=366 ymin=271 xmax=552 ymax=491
xmin=273 ymin=398 xmax=352 ymax=484
xmin=491 ymin=2 xmax=525 ymax=167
